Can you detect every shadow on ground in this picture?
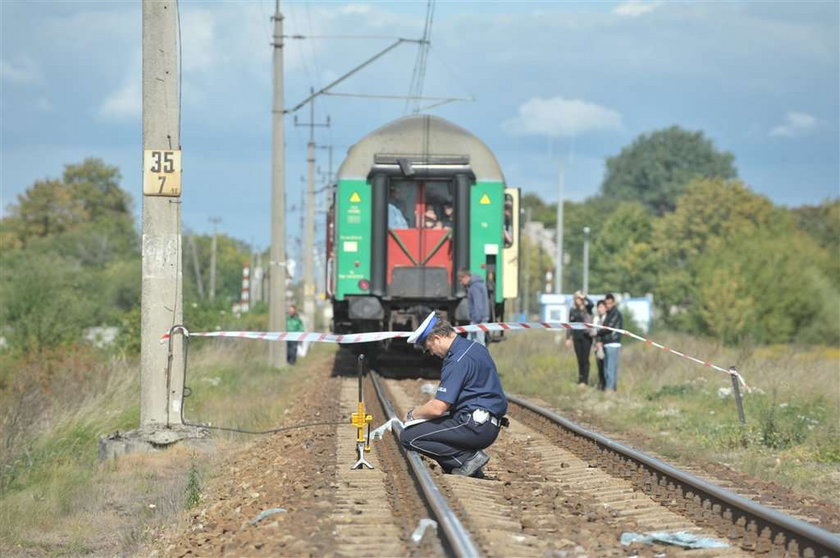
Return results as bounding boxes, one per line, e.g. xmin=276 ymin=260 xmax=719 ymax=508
xmin=330 ymin=345 xmax=441 ymax=379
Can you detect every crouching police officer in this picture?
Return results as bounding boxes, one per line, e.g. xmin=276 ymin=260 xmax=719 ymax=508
xmin=400 ymin=313 xmax=508 ymax=478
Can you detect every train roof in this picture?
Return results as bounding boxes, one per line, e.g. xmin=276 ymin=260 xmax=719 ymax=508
xmin=337 ymin=114 xmax=505 ymax=182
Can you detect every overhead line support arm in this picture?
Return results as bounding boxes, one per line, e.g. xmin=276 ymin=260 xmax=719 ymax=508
xmin=285 ymin=38 xmax=426 ymax=114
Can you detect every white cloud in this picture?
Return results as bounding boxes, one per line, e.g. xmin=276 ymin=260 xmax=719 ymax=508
xmin=0 ymin=58 xmax=41 ymax=84
xmin=770 ymin=112 xmax=817 ymax=138
xmin=503 ymin=97 xmax=623 ymax=138
xmin=340 ymin=4 xmax=373 ymax=16
xmin=181 ymin=9 xmax=217 ymax=72
xmin=99 ymin=76 xmax=141 ymax=122
xmin=612 ymin=1 xmax=663 ymax=18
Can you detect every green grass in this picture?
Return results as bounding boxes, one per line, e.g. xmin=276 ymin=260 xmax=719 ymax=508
xmin=491 ymin=330 xmax=840 ymax=504
xmin=0 ymin=339 xmax=332 ymax=556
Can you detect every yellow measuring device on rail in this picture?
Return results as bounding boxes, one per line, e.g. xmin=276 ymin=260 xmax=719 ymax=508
xmin=351 ymin=355 xmax=374 ymax=470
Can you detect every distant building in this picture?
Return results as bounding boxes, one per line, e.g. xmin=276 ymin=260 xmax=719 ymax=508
xmin=539 ymin=293 xmax=654 ymax=334
xmin=523 ymin=221 xmax=557 ymax=256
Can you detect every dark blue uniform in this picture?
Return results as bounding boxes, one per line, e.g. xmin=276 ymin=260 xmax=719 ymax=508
xmin=400 ymin=336 xmax=507 ymax=472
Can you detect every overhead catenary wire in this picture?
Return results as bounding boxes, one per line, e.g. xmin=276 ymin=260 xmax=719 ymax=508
xmin=283 ymin=34 xmax=419 ymax=40
xmin=405 ymin=0 xmax=435 ymax=114
xmin=304 ymin=1 xmax=324 ymax=100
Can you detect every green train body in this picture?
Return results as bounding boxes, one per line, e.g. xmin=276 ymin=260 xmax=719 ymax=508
xmin=326 ymin=115 xmax=519 ymax=338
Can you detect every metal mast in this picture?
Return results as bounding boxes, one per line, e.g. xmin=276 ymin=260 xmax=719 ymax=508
xmin=555 ymin=165 xmax=564 ymax=296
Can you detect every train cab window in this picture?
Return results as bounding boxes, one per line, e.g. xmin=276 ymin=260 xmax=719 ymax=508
xmin=388 ymin=182 xmax=414 ymax=229
xmin=424 ymin=181 xmax=454 ymax=230
xmin=388 ymin=179 xmax=453 ymax=230
xmin=503 ymin=194 xmax=514 ymax=248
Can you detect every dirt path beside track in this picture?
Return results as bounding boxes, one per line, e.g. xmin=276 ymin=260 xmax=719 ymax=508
xmin=156 ymin=353 xmax=343 ymax=556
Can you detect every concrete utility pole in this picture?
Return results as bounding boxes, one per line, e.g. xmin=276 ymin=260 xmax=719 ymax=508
xmin=209 ymin=216 xmax=221 ymax=301
xmin=140 ymin=0 xmax=183 ymax=431
xmin=268 ymin=0 xmax=288 ymax=367
xmin=555 ymin=165 xmax=564 ymax=296
xmin=295 ymin=93 xmax=329 ymax=333
xmin=303 ymin=120 xmax=316 ymax=332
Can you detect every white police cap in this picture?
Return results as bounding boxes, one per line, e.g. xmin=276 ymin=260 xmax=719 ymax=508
xmin=406 ymin=311 xmax=438 ymax=345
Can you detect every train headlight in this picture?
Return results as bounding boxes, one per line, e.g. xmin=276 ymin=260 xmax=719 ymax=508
xmin=358 ymin=279 xmax=370 ymax=291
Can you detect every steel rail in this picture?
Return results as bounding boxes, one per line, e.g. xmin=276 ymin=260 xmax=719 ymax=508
xmin=370 ymin=371 xmax=481 ymax=558
xmin=508 ymin=394 xmax=840 ymax=557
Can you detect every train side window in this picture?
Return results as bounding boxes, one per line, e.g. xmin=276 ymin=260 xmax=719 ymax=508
xmin=503 ymin=194 xmax=514 ymax=247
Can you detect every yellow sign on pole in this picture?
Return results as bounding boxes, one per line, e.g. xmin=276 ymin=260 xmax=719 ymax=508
xmin=143 ymin=149 xmax=182 ymax=196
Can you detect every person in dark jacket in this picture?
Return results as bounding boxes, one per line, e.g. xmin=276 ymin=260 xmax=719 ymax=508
xmin=458 ymin=268 xmax=490 ymax=346
xmin=565 ymin=291 xmax=594 ymax=386
xmin=596 ymin=293 xmax=624 ymax=390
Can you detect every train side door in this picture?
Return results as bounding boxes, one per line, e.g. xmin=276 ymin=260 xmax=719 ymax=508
xmin=502 ymin=188 xmax=519 ymax=301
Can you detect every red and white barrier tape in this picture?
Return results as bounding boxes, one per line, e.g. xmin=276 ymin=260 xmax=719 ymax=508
xmin=161 ymin=321 xmax=747 ymax=390
xmin=453 ymin=322 xmax=748 ymax=390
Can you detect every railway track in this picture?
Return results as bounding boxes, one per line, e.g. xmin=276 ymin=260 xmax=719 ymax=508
xmin=361 ymin=372 xmax=840 ymax=557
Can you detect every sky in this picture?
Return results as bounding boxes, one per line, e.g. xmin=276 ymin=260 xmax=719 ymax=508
xmin=2 ymin=1 xmax=838 ymax=258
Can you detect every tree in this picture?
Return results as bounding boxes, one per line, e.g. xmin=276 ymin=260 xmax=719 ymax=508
xmin=653 ymin=178 xmax=777 ymax=324
xmin=0 ymin=158 xmax=140 ymax=353
xmin=791 ymin=198 xmax=840 ymax=290
xmin=63 ymin=158 xmax=132 ymax=221
xmin=4 ymin=158 xmax=136 ymax=254
xmin=602 ymin=126 xmax=737 ymax=215
xmin=589 ymin=202 xmax=656 ymax=295
xmin=6 ymin=179 xmax=86 ymax=243
xmin=520 ymin=193 xmax=557 ymax=228
xmin=561 ymin=196 xmax=619 ymax=292
xmin=694 ymin=227 xmax=837 ymax=344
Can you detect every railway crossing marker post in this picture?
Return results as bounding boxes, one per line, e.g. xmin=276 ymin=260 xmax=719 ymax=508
xmin=730 ymin=367 xmax=747 ymax=424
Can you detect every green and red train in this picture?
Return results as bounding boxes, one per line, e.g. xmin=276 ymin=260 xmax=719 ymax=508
xmin=326 ymin=115 xmax=519 ymax=340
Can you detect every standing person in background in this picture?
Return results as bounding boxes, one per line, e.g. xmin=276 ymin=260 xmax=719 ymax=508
xmin=458 ymin=268 xmax=490 ymax=346
xmin=286 ymin=304 xmax=304 ymax=365
xmin=388 ymin=184 xmax=409 ymax=229
xmin=565 ymin=291 xmax=594 ymax=387
xmin=440 ymin=202 xmax=454 ymax=229
xmin=592 ymin=300 xmax=608 ymax=390
xmin=596 ymin=293 xmax=624 ymax=391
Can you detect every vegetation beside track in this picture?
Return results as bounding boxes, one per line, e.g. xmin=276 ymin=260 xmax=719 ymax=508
xmin=0 ymin=339 xmax=330 ymax=556
xmin=491 ymin=331 xmax=840 ymax=506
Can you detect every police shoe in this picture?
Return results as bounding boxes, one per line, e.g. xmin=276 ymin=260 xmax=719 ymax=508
xmin=452 ymin=450 xmax=489 ymax=477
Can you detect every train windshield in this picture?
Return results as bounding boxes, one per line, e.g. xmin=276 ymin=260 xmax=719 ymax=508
xmin=388 ymin=179 xmax=454 ymax=230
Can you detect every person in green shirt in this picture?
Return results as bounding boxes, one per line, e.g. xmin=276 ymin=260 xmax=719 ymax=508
xmin=286 ymin=304 xmax=304 ymax=365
